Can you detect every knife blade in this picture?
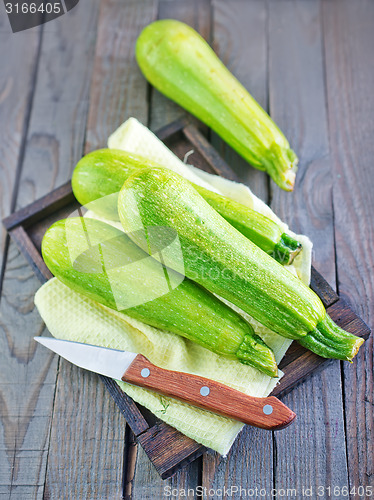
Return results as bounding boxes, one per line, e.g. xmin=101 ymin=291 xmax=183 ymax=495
xmin=34 ymin=337 xmax=295 ymax=430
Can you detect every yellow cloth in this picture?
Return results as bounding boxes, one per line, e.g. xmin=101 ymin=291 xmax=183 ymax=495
xmin=34 ymin=118 xmax=312 ymax=455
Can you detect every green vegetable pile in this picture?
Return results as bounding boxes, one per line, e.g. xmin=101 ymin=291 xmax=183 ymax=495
xmin=41 ymin=151 xmax=363 ymax=378
xmin=41 ymin=20 xmax=364 ymax=377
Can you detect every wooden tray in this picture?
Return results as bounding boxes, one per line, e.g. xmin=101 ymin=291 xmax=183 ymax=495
xmin=3 ymin=119 xmax=370 ymax=479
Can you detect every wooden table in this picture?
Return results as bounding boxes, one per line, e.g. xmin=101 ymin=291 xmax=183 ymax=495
xmin=1 ymin=1 xmax=373 ymax=498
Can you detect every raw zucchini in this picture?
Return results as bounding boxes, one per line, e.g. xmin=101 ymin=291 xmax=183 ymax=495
xmin=136 ymin=20 xmax=298 ymax=191
xmin=72 ymin=150 xmax=160 ymax=221
xmin=118 ymin=167 xmax=364 ymax=361
xmin=72 ymin=149 xmax=301 ymax=264
xmin=194 ymin=186 xmax=301 ymax=265
xmin=41 ymin=217 xmax=278 ymax=376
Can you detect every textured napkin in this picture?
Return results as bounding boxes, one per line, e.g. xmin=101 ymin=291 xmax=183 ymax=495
xmin=35 ymin=118 xmax=312 ymax=455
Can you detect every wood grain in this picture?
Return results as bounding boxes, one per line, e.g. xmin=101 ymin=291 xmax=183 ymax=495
xmin=183 ymin=124 xmax=240 ymax=182
xmin=310 ymin=267 xmax=338 ymax=307
xmin=268 ymin=0 xmax=349 ymax=494
xmin=322 ymin=0 xmax=374 ymax=489
xmin=3 ymin=181 xmax=75 ymax=232
xmin=203 ymin=425 xmax=274 ymax=498
xmin=40 ymin=1 xmax=155 ymax=497
xmin=129 ymin=442 xmax=201 ymax=500
xmin=149 ymin=0 xmax=212 ymax=133
xmin=202 ymin=1 xmax=273 ymax=492
xmin=43 ymin=363 xmax=124 ymax=500
xmin=85 ymin=0 xmax=158 ymax=153
xmin=0 ymin=17 xmax=45 ymax=500
xmin=0 ymin=20 xmax=41 ymax=284
xmin=0 ymin=244 xmax=58 ymax=495
xmin=210 ymin=0 xmax=269 ymax=200
xmin=136 ymin=424 xmax=204 ymax=482
xmin=123 ymin=354 xmax=296 ymax=430
xmin=0 ymin=1 xmax=102 ymax=498
xmin=8 ymin=226 xmax=52 ymax=283
xmin=15 ymin=2 xmax=100 ymax=208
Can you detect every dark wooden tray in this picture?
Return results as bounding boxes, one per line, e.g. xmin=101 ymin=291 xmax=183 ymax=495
xmin=3 ymin=119 xmax=370 ymax=479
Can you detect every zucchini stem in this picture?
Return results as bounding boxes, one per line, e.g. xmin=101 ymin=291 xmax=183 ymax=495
xmin=298 ymin=313 xmax=364 ymax=361
xmin=194 ymin=184 xmax=303 ymax=265
xmin=236 ymin=333 xmax=279 ymax=378
xmin=273 ymin=233 xmax=302 ymax=265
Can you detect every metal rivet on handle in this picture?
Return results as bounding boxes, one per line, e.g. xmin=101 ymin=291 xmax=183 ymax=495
xmin=141 ymin=368 xmax=150 ymax=378
xmin=263 ymin=404 xmax=273 ymax=415
xmin=200 ymin=386 xmax=210 ymax=397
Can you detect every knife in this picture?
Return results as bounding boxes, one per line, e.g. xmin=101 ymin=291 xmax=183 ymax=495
xmin=34 ymin=337 xmax=295 ymax=430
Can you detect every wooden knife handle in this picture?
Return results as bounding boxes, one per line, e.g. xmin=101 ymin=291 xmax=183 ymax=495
xmin=122 ymin=354 xmax=295 ymax=430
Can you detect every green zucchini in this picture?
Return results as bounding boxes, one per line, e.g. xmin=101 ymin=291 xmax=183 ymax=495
xmin=194 ymin=186 xmax=301 ymax=265
xmin=136 ymin=20 xmax=298 ymax=191
xmin=118 ymin=167 xmax=364 ymax=361
xmin=41 ymin=217 xmax=278 ymax=376
xmin=72 ymin=149 xmax=301 ymax=264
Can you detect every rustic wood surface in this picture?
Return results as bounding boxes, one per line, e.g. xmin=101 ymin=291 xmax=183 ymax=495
xmin=267 ymin=1 xmax=350 ymax=495
xmin=0 ymin=0 xmax=373 ymax=498
xmin=3 ymin=118 xmax=369 ymax=467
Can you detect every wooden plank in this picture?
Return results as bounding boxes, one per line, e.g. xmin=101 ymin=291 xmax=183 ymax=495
xmin=0 ymin=486 xmax=44 ymax=499
xmin=210 ymin=0 xmax=269 ymax=200
xmin=203 ymin=426 xmax=274 ymax=499
xmin=129 ymin=445 xmax=201 ymax=500
xmin=0 ymin=1 xmax=102 ymax=498
xmin=130 ymin=0 xmax=206 ymax=494
xmin=3 ymin=182 xmax=74 ymax=232
xmin=184 ymin=124 xmax=240 ymax=182
xmin=43 ymin=0 xmax=165 ymax=496
xmin=0 ymin=244 xmax=59 ymax=493
xmin=310 ymin=266 xmax=338 ymax=307
xmin=268 ymin=0 xmax=349 ymax=494
xmin=328 ymin=299 xmax=371 ymax=339
xmin=0 ymin=17 xmax=41 ymax=285
xmin=136 ymin=424 xmax=204 ymax=480
xmin=201 ymin=1 xmax=273 ymax=494
xmin=103 ymin=376 xmax=205 ymax=481
xmin=43 ymin=364 xmax=124 ymax=499
xmin=0 ymin=16 xmax=43 ymax=500
xmin=15 ymin=4 xmax=100 ymax=207
xmin=100 ymin=377 xmax=150 ymax=437
xmin=8 ymin=226 xmax=52 ymax=283
xmin=149 ymin=0 xmax=212 ymax=133
xmin=322 ymin=0 xmax=374 ymax=490
xmin=85 ymin=0 xmax=157 ymax=153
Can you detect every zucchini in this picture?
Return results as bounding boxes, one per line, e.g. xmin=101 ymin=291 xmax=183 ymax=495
xmin=194 ymin=186 xmax=301 ymax=265
xmin=118 ymin=167 xmax=364 ymax=361
xmin=41 ymin=217 xmax=278 ymax=376
xmin=136 ymin=20 xmax=298 ymax=191
xmin=72 ymin=149 xmax=301 ymax=264
xmin=72 ymin=150 xmax=160 ymax=221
